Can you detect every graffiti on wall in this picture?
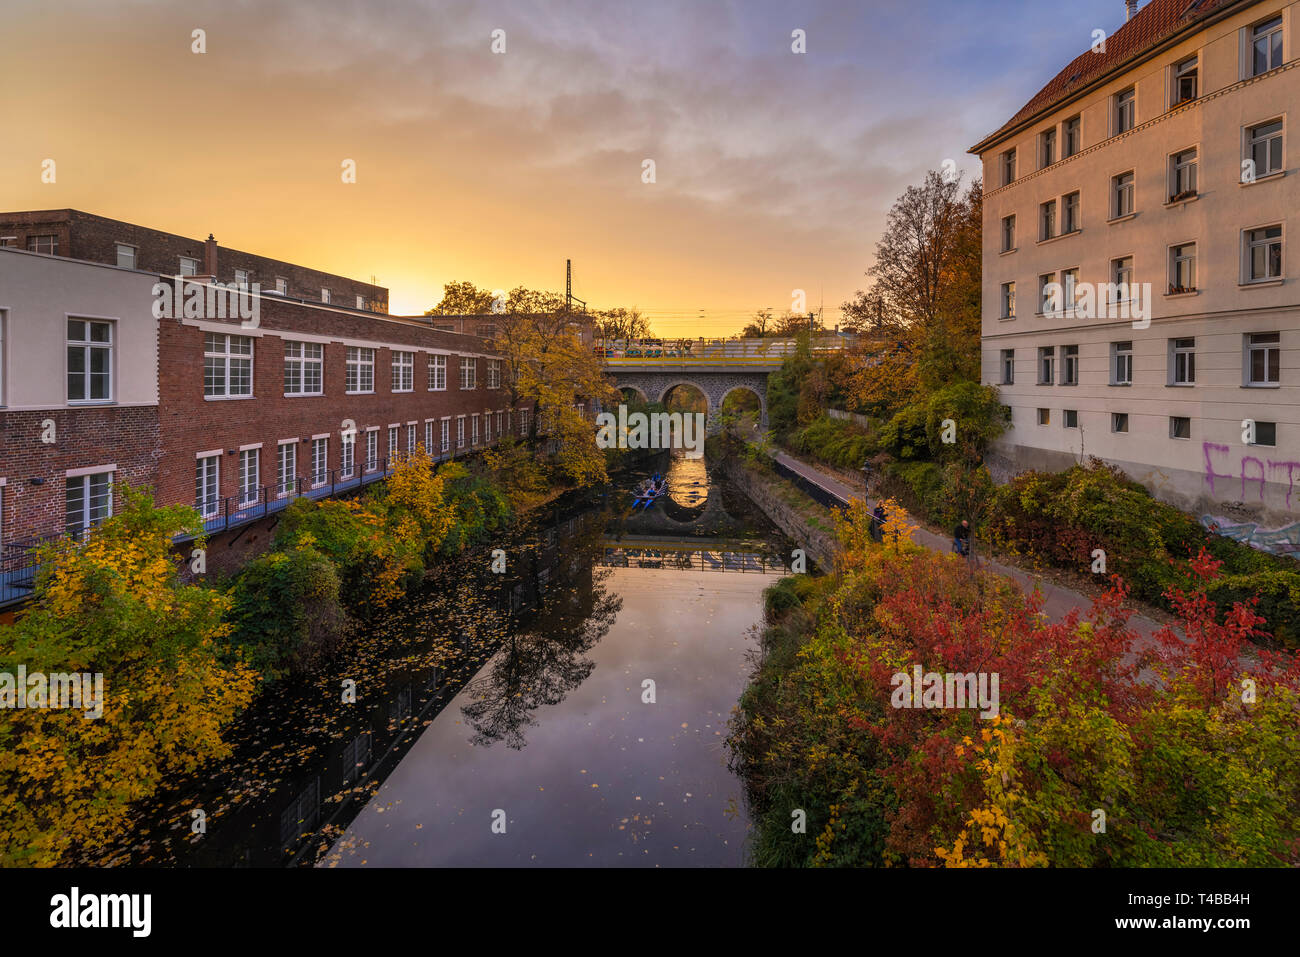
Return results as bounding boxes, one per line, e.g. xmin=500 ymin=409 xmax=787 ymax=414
xmin=1202 ymin=442 xmax=1300 ymax=509
xmin=1200 ymin=515 xmax=1300 ymax=558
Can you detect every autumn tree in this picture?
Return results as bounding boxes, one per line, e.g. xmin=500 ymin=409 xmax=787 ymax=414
xmin=595 ymin=306 xmax=652 ymax=342
xmin=426 ymin=280 xmax=500 ymax=316
xmin=0 ymin=486 xmax=258 ymax=865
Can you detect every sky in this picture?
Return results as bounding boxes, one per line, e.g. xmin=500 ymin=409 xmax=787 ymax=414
xmin=2 ymin=0 xmax=1131 ymax=335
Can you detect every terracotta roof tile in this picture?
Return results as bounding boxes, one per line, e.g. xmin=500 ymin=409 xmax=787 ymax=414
xmin=971 ymin=0 xmax=1250 ymax=153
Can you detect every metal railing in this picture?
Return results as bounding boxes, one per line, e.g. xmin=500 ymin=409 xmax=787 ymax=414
xmin=599 ymin=545 xmax=785 ymax=573
xmin=598 ymin=336 xmax=850 ymax=365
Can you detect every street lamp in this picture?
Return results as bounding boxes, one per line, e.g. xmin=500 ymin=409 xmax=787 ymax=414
xmin=860 ymin=460 xmax=872 ymax=500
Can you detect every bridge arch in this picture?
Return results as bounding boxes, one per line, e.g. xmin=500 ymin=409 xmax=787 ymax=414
xmin=719 ymin=384 xmax=767 ymax=431
xmin=608 ymin=371 xmax=771 ymax=434
xmin=617 ymin=384 xmax=649 ymax=405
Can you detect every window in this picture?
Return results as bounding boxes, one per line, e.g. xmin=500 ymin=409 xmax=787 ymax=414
xmin=487 ymin=359 xmax=502 ymax=389
xmin=65 ymin=471 xmax=112 ymax=537
xmin=479 ymin=324 xmax=498 ymax=340
xmin=440 ymin=418 xmax=450 ymax=453
xmin=1063 ymin=115 xmax=1081 ymax=157
xmin=26 ymin=235 xmax=57 ymax=254
xmin=1110 ymin=256 xmax=1134 ymax=303
xmin=1170 ymin=148 xmax=1197 ymax=199
xmin=0 ymin=236 xmax=15 ymax=247
xmin=1062 ymin=267 xmax=1080 ymax=309
xmin=1001 ymin=349 xmax=1015 ymax=385
xmin=1037 ymin=408 xmax=1050 ymax=426
xmin=1038 ymin=272 xmax=1057 ymax=314
xmin=1039 ymin=199 xmax=1057 ymax=241
xmin=429 ymin=354 xmax=447 ymax=390
xmin=179 ymin=256 xmax=198 ymax=276
xmin=204 ymin=333 xmax=253 ymax=398
xmin=1247 ymin=121 xmax=1283 ymax=179
xmin=1064 ymin=409 xmax=1078 ymax=429
xmin=239 ymin=449 xmax=260 ymax=506
xmin=425 ymin=421 xmax=434 ymax=455
xmin=1170 ymin=337 xmax=1196 ymax=385
xmin=456 ymin=416 xmax=466 ymax=449
xmin=283 ymin=341 xmax=323 ymax=395
xmin=1173 ymin=55 xmax=1198 ymax=104
xmin=1245 ymin=226 xmax=1283 ymax=281
xmin=1249 ymin=421 xmax=1278 ymax=446
xmin=471 ymin=414 xmax=480 ymax=446
xmin=346 ymin=347 xmax=375 ymax=394
xmin=1062 ymin=191 xmax=1080 ymax=233
xmin=1251 ymin=16 xmax=1283 ymax=77
xmin=1001 ymin=215 xmax=1016 ymax=252
xmin=67 ymin=319 xmax=112 ymax=402
xmin=1112 ymin=412 xmax=1129 ymax=433
xmin=496 ymin=410 xmax=503 ymax=436
xmin=1170 ymin=243 xmax=1197 ymax=293
xmin=365 ymin=430 xmax=378 ymax=471
xmin=1062 ymin=345 xmax=1079 ymax=385
xmin=275 ymin=277 xmax=288 ymax=295
xmin=312 ymin=437 xmax=328 ymax=486
xmin=391 ymin=351 xmax=414 ymax=392
xmin=388 ymin=426 xmax=399 ymax=459
xmin=1000 ymin=148 xmax=1016 ymax=185
xmin=520 ymin=409 xmax=530 ymax=436
xmin=1037 ymin=346 xmax=1055 ymax=385
xmin=234 ymin=269 xmax=249 ymax=289
xmin=1112 ymin=171 xmax=1135 ymax=218
xmin=321 ymin=288 xmax=331 ymax=304
xmin=1114 ymin=87 xmax=1135 ymax=134
xmin=1000 ymin=281 xmax=1016 ymax=319
xmin=1040 ymin=127 xmax=1057 ymax=168
xmin=1169 ymin=416 xmax=1191 ymax=439
xmin=341 ymin=432 xmax=355 ymax=479
xmin=356 ymin=295 xmax=365 ymax=310
xmin=1111 ymin=341 xmax=1133 ymax=385
xmin=1246 ymin=332 xmax=1281 ymax=385
xmin=407 ymin=424 xmax=416 ymax=453
xmin=196 ymin=456 xmax=219 ymax=518
xmin=115 ymin=243 xmax=136 ymax=269
xmin=459 ymin=356 xmax=476 ymax=390
xmin=277 ymin=443 xmax=296 ymax=497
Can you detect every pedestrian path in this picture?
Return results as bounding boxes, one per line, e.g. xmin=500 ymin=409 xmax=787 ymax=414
xmin=767 ymin=448 xmax=1162 ymax=642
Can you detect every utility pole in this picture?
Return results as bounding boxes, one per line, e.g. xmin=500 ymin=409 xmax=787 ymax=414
xmin=565 ymin=259 xmax=572 ymax=314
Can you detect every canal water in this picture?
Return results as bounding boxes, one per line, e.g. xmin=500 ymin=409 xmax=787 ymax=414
xmin=82 ymin=452 xmax=793 ymax=867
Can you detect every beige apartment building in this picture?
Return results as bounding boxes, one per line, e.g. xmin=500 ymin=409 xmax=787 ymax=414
xmin=971 ymin=0 xmax=1300 ymax=550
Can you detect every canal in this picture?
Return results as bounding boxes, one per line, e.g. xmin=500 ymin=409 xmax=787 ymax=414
xmin=84 ymin=451 xmax=795 ymax=867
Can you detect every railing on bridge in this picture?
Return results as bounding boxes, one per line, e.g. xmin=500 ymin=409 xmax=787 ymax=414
xmin=598 ymin=335 xmax=852 ymax=366
xmin=599 ymin=542 xmax=786 ymax=573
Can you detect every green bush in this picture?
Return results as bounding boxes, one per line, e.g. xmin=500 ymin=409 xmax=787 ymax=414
xmin=224 ymin=544 xmax=346 ymax=681
xmin=793 ymin=415 xmax=876 ymax=470
xmin=880 ymin=460 xmax=945 ymax=521
xmin=876 ymin=403 xmax=930 ymax=460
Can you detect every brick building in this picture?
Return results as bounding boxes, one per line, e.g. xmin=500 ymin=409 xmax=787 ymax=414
xmin=0 ymin=224 xmax=545 ymax=606
xmin=0 ymin=209 xmax=389 ymax=314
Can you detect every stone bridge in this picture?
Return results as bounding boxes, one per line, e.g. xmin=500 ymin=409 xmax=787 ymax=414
xmin=606 ymin=370 xmax=771 ymax=433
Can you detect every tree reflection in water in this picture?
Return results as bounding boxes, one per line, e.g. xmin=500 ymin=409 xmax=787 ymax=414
xmin=460 ymin=514 xmax=622 ymax=750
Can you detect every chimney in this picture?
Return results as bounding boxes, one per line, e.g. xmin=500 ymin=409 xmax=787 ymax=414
xmin=204 ymin=233 xmax=218 ymax=276
xmin=1125 ymin=0 xmax=1138 ymax=22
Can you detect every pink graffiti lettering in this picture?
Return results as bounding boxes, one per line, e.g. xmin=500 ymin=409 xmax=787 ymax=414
xmin=1268 ymin=460 xmax=1300 ymax=510
xmin=1241 ymin=456 xmax=1267 ymax=500
xmin=1202 ymin=442 xmax=1231 ymax=495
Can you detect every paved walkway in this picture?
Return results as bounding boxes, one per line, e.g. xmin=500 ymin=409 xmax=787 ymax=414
xmin=767 ymin=448 xmax=1162 ymax=643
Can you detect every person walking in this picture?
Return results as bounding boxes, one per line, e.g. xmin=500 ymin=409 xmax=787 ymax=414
xmin=870 ymin=502 xmax=886 ymax=544
xmin=952 ymin=519 xmax=971 ymax=558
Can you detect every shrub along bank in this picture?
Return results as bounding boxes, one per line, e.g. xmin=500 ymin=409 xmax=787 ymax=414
xmin=729 ymin=510 xmax=1300 ymax=867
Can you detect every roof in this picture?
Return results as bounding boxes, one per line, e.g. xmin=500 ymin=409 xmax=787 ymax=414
xmin=970 ymin=0 xmax=1251 ymax=154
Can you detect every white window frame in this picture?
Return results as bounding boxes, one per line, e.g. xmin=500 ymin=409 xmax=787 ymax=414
xmin=429 ymin=354 xmax=447 ymax=390
xmin=1169 ymin=416 xmax=1192 ymax=440
xmin=340 ymin=431 xmax=355 ymax=479
xmin=1248 ymin=15 xmax=1284 ymax=78
xmin=321 ymin=288 xmax=331 ymax=304
xmin=179 ymin=256 xmax=198 ymax=276
xmin=1245 ymin=119 xmax=1284 ymax=180
xmin=115 ymin=243 xmax=136 ymax=269
xmin=1112 ymin=170 xmax=1135 ymax=218
xmin=365 ymin=429 xmax=379 ymax=471
xmin=388 ymin=425 xmax=399 ymax=459
xmin=195 ymin=454 xmax=220 ymax=518
xmin=1170 ymin=147 xmax=1198 ymax=199
xmin=346 ymin=346 xmax=375 ymax=394
xmin=1111 ymin=341 xmax=1134 ymax=386
xmin=1061 ymin=344 xmax=1079 ymax=386
xmin=1172 ymin=55 xmax=1199 ymax=106
xmin=487 ymin=359 xmax=502 ymax=389
xmin=1063 ymin=115 xmax=1081 ymax=157
xmin=440 ymin=418 xmax=451 ymax=453
xmin=311 ymin=437 xmax=329 ymax=487
xmin=1061 ymin=191 xmax=1080 ymax=233
xmin=1037 ymin=346 xmax=1055 ymax=385
xmin=456 ymin=415 xmax=466 ymax=449
xmin=1170 ymin=242 xmax=1197 ymax=292
xmin=283 ymin=340 xmax=324 ymax=396
xmin=471 ymin=413 xmax=480 ymax=446
xmin=425 ymin=420 xmax=434 ymax=455
xmin=65 ymin=469 xmax=114 ymax=537
xmin=1245 ymin=332 xmax=1281 ymax=386
xmin=1000 ymin=148 xmax=1016 ymax=186
xmin=66 ymin=318 xmax=114 ymax=404
xmin=1113 ymin=87 xmax=1136 ymax=135
xmin=239 ymin=449 xmax=261 ymax=506
xmin=1001 ymin=349 xmax=1015 ymax=385
xmin=1243 ymin=225 xmax=1283 ymax=283
xmin=277 ymin=441 xmax=297 ymax=498
xmin=391 ymin=350 xmax=415 ymax=392
xmin=459 ymin=356 xmax=477 ymax=390
xmin=205 ymin=332 xmax=253 ymax=399
xmin=1169 ymin=337 xmax=1196 ymax=386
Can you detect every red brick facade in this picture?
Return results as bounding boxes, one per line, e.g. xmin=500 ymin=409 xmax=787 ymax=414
xmin=156 ymin=296 xmax=523 ymax=518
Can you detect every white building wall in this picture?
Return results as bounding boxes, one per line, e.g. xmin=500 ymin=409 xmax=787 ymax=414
xmin=977 ymin=0 xmax=1300 ymax=547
